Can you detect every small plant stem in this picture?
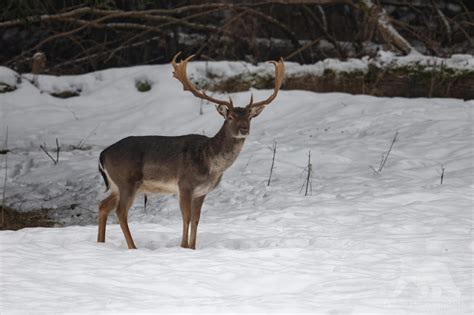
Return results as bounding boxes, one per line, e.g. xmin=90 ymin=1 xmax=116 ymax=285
xmin=305 ymin=150 xmax=312 ymax=196
xmin=1 ymin=127 xmax=9 ymax=228
xmin=440 ymin=165 xmax=445 ymax=184
xmin=267 ymin=141 xmax=277 ymax=186
xmin=56 ymin=138 xmax=60 ymax=163
xmin=77 ymin=124 xmax=99 ymax=149
xmin=144 ymin=194 xmax=148 ymax=213
xmin=374 ymin=132 xmax=398 ymax=174
xmin=40 ymin=139 xmax=60 ymax=165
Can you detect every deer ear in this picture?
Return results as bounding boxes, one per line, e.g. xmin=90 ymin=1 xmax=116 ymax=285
xmin=216 ymin=104 xmax=229 ymax=118
xmin=249 ymin=105 xmax=265 ymax=118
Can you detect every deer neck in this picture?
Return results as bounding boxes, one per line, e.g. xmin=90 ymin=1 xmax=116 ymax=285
xmin=206 ymin=121 xmax=245 ymax=173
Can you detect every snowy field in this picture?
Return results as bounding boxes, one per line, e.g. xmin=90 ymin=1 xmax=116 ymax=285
xmin=0 ymin=59 xmax=473 ymax=314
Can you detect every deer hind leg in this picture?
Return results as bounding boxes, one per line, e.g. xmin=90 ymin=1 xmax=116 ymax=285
xmin=97 ymin=192 xmax=119 ymax=243
xmin=116 ymin=187 xmax=138 ymax=249
xmin=178 ymin=188 xmax=193 ymax=249
xmin=189 ymin=195 xmax=206 ymax=250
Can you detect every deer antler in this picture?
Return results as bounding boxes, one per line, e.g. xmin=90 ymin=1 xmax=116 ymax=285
xmin=246 ymin=58 xmax=285 ymax=109
xmin=172 ymin=52 xmax=234 ymax=110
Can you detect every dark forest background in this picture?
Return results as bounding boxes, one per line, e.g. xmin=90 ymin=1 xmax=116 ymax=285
xmin=1 ymin=0 xmax=473 ymax=75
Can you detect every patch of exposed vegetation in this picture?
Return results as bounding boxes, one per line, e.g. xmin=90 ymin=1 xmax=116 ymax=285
xmin=68 ymin=144 xmax=93 ymax=151
xmin=135 ymin=80 xmax=152 ymax=92
xmin=0 ymin=83 xmax=16 ymax=93
xmin=50 ymin=89 xmax=81 ymax=98
xmin=0 ymin=206 xmax=57 ymax=230
xmin=202 ymin=64 xmax=474 ymax=100
xmin=199 ymin=72 xmax=275 ymax=93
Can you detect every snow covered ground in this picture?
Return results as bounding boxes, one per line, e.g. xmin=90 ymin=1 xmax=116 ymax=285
xmin=0 ymin=60 xmax=473 ymax=314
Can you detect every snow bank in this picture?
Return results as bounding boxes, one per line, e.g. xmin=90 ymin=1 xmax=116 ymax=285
xmin=190 ymin=51 xmax=474 ymax=86
xmin=0 ymin=66 xmax=20 ymax=92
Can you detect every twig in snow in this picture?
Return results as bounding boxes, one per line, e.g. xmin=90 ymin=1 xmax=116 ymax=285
xmin=440 ymin=165 xmax=445 ymax=185
xmin=1 ymin=127 xmax=8 ymax=228
xmin=267 ymin=140 xmax=277 ymax=186
xmin=299 ymin=150 xmax=313 ymax=196
xmin=370 ymin=153 xmax=385 ymax=174
xmin=144 ymin=194 xmax=148 ymax=213
xmin=65 ymin=104 xmax=79 ymax=121
xmin=379 ymin=132 xmax=398 ymax=173
xmin=40 ymin=138 xmax=60 ymax=165
xmin=372 ymin=132 xmax=398 ymax=175
xmin=377 ymin=153 xmax=385 ymax=173
xmin=40 ymin=144 xmax=57 ymax=164
xmin=75 ymin=124 xmax=100 ymax=150
xmin=55 ymin=138 xmax=60 ymax=163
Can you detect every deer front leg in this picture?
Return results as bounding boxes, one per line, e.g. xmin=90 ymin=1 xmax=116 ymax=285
xmin=178 ymin=188 xmax=192 ymax=248
xmin=190 ymin=195 xmax=206 ymax=250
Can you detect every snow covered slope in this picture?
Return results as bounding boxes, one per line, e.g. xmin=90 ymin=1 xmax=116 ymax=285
xmin=0 ymin=63 xmax=472 ymax=314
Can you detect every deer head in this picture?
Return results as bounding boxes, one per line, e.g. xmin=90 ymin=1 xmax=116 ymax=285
xmin=171 ymin=52 xmax=285 ymax=138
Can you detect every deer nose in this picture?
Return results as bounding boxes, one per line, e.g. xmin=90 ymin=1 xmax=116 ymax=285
xmin=239 ymin=127 xmax=249 ymax=135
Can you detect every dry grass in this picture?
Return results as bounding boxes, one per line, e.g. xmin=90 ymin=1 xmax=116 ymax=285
xmin=205 ymin=67 xmax=474 ymax=100
xmin=0 ymin=206 xmax=56 ymax=230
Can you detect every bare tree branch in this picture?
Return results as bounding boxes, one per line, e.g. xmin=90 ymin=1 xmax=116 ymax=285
xmin=360 ymin=0 xmax=419 ymax=55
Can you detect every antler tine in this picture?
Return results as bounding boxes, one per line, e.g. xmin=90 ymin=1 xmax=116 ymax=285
xmin=247 ymin=57 xmax=285 ymax=109
xmin=246 ymin=93 xmax=254 ymax=107
xmin=171 ymin=52 xmax=233 ymax=109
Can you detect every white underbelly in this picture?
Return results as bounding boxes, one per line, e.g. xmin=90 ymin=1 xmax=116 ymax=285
xmin=140 ymin=180 xmax=178 ymax=194
xmin=193 ymin=176 xmax=221 ymax=197
xmin=193 ymin=183 xmax=213 ymax=197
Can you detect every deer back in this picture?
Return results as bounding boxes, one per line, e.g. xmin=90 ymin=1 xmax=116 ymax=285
xmin=100 ymin=134 xmax=211 ymax=192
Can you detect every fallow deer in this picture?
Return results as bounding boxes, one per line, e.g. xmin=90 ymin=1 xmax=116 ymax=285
xmin=97 ymin=52 xmax=284 ymax=249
